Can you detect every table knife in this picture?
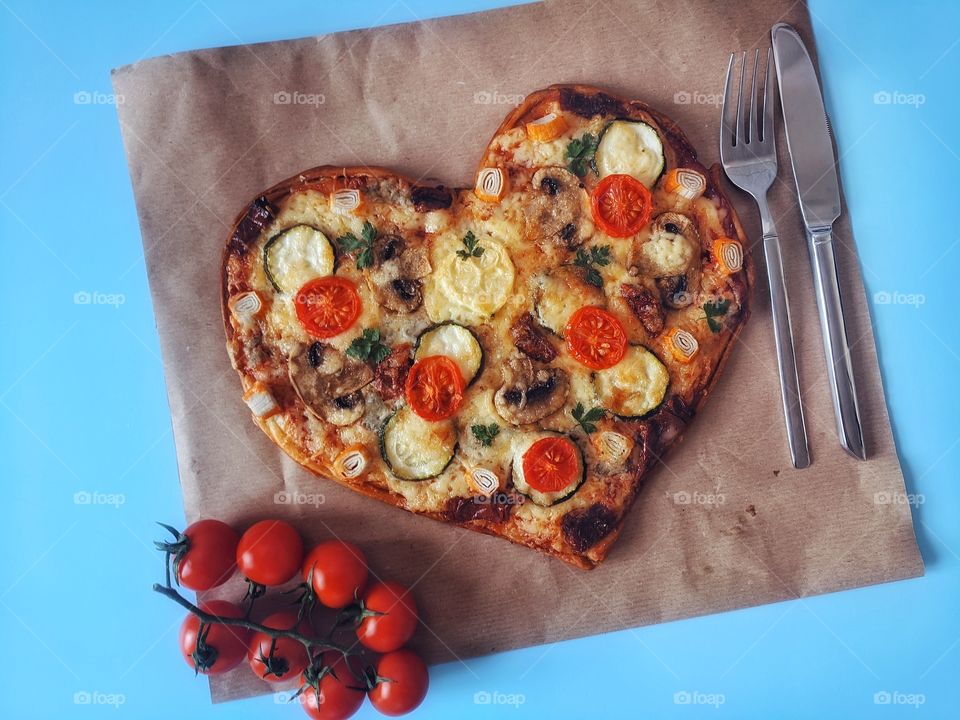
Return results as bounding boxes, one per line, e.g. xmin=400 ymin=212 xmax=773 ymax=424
xmin=771 ymin=22 xmax=867 ymax=460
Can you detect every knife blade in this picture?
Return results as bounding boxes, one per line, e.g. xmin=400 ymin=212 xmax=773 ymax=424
xmin=772 ymin=22 xmax=867 ymax=461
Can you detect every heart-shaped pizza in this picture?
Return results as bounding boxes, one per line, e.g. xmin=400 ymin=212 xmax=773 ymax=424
xmin=222 ymin=85 xmax=753 ymax=569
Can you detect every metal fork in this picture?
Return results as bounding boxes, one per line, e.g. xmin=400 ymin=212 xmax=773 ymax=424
xmin=720 ymin=49 xmax=810 ymax=469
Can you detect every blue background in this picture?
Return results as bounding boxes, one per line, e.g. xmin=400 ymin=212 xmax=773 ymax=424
xmin=1 ymin=1 xmax=957 ymax=717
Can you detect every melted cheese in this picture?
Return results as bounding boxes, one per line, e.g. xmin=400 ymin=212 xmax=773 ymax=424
xmin=424 ymin=233 xmax=516 ymax=325
xmin=594 ymin=345 xmax=669 ymax=417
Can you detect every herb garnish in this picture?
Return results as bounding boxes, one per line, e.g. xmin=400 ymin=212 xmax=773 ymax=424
xmin=703 ymin=298 xmax=731 ymax=333
xmin=337 ymin=221 xmax=377 ymax=269
xmin=566 ymin=133 xmax=600 ymax=177
xmin=471 ymin=423 xmax=500 ymax=447
xmin=573 ymin=245 xmax=611 ymax=288
xmin=456 ymin=231 xmax=484 ymax=260
xmin=346 ymin=328 xmax=391 ymax=364
xmin=572 ymin=402 xmax=605 ymax=434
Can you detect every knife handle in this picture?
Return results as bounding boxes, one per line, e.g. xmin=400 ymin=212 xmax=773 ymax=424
xmin=808 ymin=227 xmax=867 ymax=460
xmin=762 ymin=222 xmax=811 ymax=469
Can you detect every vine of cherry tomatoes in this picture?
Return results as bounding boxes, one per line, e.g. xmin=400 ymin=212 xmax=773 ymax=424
xmin=157 ymin=517 xmax=429 ymax=719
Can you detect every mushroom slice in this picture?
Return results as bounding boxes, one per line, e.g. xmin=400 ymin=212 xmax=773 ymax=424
xmin=655 ymin=274 xmax=694 ymax=309
xmin=366 ymin=234 xmax=432 ymax=313
xmin=634 ymin=212 xmax=699 ymax=278
xmin=493 ymin=355 xmax=569 ymax=426
xmin=289 ymin=345 xmax=373 ymax=426
xmin=528 ymin=167 xmax=590 ymax=248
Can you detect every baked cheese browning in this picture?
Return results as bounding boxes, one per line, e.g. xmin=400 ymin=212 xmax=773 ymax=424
xmin=222 ymin=84 xmax=754 ymax=569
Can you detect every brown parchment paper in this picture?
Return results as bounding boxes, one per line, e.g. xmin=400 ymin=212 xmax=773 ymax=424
xmin=112 ymin=0 xmax=923 ymax=703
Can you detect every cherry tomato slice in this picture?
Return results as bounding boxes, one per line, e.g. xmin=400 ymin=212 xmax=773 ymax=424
xmin=564 ymin=306 xmax=627 ymax=370
xmin=590 ymin=173 xmax=653 ymax=238
xmin=522 ymin=436 xmax=581 ymax=493
xmin=294 ymin=277 xmax=361 ymax=339
xmin=404 ymin=355 xmax=465 ymax=421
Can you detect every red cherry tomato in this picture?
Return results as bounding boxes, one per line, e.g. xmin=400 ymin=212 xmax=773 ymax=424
xmin=175 ymin=519 xmax=239 ymax=591
xmin=301 ymin=540 xmax=369 ymax=609
xmin=178 ymin=600 xmax=250 ymax=675
xmin=298 ymin=652 xmax=366 ymax=720
xmin=236 ymin=519 xmax=304 ymax=586
xmin=369 ymin=649 xmax=429 ymax=717
xmin=247 ymin=611 xmax=309 ymax=683
xmin=356 ymin=581 xmax=418 ymax=653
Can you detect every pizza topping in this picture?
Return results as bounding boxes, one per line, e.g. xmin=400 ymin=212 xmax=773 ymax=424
xmin=405 ymin=356 xmax=465 ymax=421
xmin=592 ymin=431 xmax=634 ymax=473
xmin=638 ymin=212 xmax=698 ymax=276
xmin=512 ymin=434 xmax=585 ymax=506
xmin=455 ymin=231 xmax=485 ymax=260
xmin=336 ymin=221 xmax=377 ymax=269
xmin=713 ymin=237 xmax=744 ymax=274
xmin=346 ymin=328 xmax=391 ymax=364
xmin=525 ymin=112 xmax=568 ymax=142
xmin=294 ymin=277 xmax=362 ymax=339
xmin=595 ymin=120 xmax=665 ymax=188
xmin=590 ymin=174 xmax=652 ymax=238
xmin=493 ymin=355 xmax=569 ymax=426
xmin=264 ymin=225 xmax=335 ymax=293
xmin=564 ymin=306 xmax=627 ymax=370
xmin=243 ymin=383 xmax=280 ymax=419
xmin=528 ymin=167 xmax=589 ymax=248
xmin=410 ymin=184 xmax=452 ymax=212
xmin=229 ymin=291 xmax=264 ymax=323
xmin=565 ymin=133 xmax=600 ymax=177
xmin=475 ymin=167 xmax=507 ymax=202
xmin=663 ymin=167 xmax=706 ymax=200
xmin=380 ymin=407 xmax=456 ymax=480
xmin=533 ymin=266 xmax=606 ymax=336
xmin=231 ymin=196 xmax=277 ymax=249
xmin=655 ymin=274 xmax=694 ymax=309
xmin=289 ymin=345 xmax=373 ymax=426
xmin=467 ymin=467 xmax=501 ymax=497
xmin=334 ymin=445 xmax=368 ymax=479
xmin=571 ymin=402 xmax=604 ymax=434
xmin=702 ymin=298 xmax=731 ymax=333
xmin=620 ymin=283 xmax=665 ymax=337
xmin=367 ymin=234 xmax=432 ymax=314
xmin=330 ymin=188 xmax=363 ymax=214
xmin=666 ymin=328 xmax=699 ymax=363
xmin=470 ymin=423 xmax=500 ymax=447
xmin=424 ymin=233 xmax=515 ymax=325
xmin=561 ymin=503 xmax=617 ymax=552
xmin=510 ymin=312 xmax=557 ymax=363
xmin=372 ymin=343 xmax=413 ymax=402
xmin=593 ymin=345 xmax=669 ymax=418
xmin=572 ymin=244 xmax=611 ymax=288
xmin=414 ymin=323 xmax=483 ymax=384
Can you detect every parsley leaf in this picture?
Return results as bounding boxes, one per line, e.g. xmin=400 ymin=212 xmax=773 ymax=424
xmin=566 ymin=132 xmax=600 ymax=177
xmin=573 ymin=245 xmax=611 ymax=288
xmin=456 ymin=231 xmax=485 ymax=261
xmin=337 ymin=221 xmax=377 ymax=269
xmin=471 ymin=423 xmax=500 ymax=447
xmin=703 ymin=298 xmax=731 ymax=333
xmin=346 ymin=328 xmax=391 ymax=364
xmin=572 ymin=402 xmax=605 ymax=434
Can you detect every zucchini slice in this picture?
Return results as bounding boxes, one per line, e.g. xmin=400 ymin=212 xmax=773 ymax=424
xmin=593 ymin=345 xmax=669 ymax=418
xmin=511 ymin=433 xmax=586 ymax=507
xmin=263 ymin=224 xmax=335 ymax=293
xmin=595 ymin=120 xmax=665 ymax=189
xmin=380 ymin=406 xmax=457 ymax=481
xmin=414 ymin=323 xmax=483 ymax=384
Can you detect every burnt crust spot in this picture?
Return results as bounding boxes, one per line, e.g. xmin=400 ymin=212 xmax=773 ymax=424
xmin=559 ymin=87 xmax=628 ymax=118
xmin=447 ymin=494 xmax=515 ymax=523
xmin=410 ymin=185 xmax=452 ymax=212
xmin=230 ymin=196 xmax=277 ymax=250
xmin=562 ymin=504 xmax=618 ymax=553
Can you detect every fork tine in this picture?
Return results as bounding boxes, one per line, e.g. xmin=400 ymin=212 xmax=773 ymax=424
xmin=762 ymin=47 xmax=775 ymax=142
xmin=735 ymin=51 xmax=745 ymax=144
xmin=748 ymin=48 xmax=759 ymax=144
xmin=721 ymin=53 xmax=735 ymax=148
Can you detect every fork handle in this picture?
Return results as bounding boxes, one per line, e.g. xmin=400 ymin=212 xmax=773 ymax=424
xmin=762 ymin=222 xmax=811 ymax=469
